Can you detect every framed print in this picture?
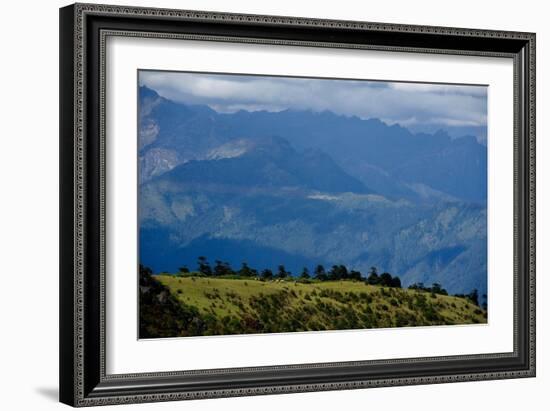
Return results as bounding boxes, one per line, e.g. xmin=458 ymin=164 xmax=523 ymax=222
xmin=59 ymin=3 xmax=536 ymax=407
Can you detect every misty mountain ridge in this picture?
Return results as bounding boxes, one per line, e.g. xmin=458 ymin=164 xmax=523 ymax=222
xmin=154 ymin=135 xmax=373 ymax=196
xmin=139 ymin=86 xmax=486 ymax=204
xmin=138 ymin=85 xmax=487 ymax=298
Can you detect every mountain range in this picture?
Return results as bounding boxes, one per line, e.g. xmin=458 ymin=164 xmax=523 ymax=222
xmin=138 ymin=85 xmax=488 ymax=298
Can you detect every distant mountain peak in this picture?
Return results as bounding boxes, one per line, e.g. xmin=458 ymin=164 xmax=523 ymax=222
xmin=206 ymin=139 xmax=255 ymax=160
xmin=152 ymin=135 xmax=372 ymax=195
xmin=139 ymin=84 xmax=160 ymax=99
xmin=138 ymin=85 xmax=487 ymax=202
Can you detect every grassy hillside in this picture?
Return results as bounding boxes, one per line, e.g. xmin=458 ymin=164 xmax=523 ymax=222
xmin=140 ymin=270 xmax=487 ymax=338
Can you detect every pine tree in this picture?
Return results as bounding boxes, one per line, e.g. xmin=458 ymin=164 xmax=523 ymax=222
xmin=261 ymin=269 xmax=273 ymax=280
xmin=277 ymin=265 xmax=289 ymax=279
xmin=314 ymin=264 xmax=327 ymax=281
xmin=197 ymin=256 xmax=212 ymax=276
xmin=366 ymin=266 xmax=380 ymax=285
xmin=238 ymin=262 xmax=254 ymax=277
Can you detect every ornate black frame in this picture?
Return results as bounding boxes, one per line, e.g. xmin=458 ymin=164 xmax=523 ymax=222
xmin=59 ymin=3 xmax=536 ymax=407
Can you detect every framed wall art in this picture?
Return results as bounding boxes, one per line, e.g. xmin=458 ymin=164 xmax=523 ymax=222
xmin=59 ymin=3 xmax=536 ymax=407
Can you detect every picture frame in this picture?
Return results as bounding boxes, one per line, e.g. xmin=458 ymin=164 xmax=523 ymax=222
xmin=59 ymin=2 xmax=536 ymax=407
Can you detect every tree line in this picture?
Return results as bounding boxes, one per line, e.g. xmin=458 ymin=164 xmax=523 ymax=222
xmin=408 ymin=282 xmax=482 ymax=307
xmin=177 ymin=257 xmax=402 ymax=287
xmin=173 ymin=257 xmax=483 ymax=307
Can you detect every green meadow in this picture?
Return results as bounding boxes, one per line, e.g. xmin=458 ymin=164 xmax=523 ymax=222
xmin=139 ymin=270 xmax=487 ymax=338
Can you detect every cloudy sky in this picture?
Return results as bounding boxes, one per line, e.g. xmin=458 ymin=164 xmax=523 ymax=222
xmin=139 ymin=70 xmax=488 ymax=142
